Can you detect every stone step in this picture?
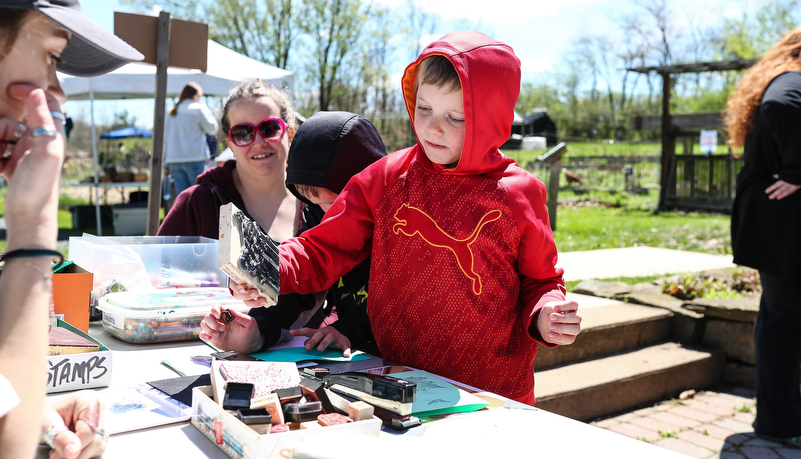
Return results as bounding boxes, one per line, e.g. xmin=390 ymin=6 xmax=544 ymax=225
xmin=534 ymin=342 xmax=725 ymax=421
xmin=535 ymin=293 xmax=674 ymax=370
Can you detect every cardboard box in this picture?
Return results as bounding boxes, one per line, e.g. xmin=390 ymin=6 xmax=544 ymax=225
xmin=52 ymin=263 xmax=93 ymax=332
xmin=46 ymin=320 xmax=112 ymax=394
xmin=191 ymin=386 xmax=381 ymax=458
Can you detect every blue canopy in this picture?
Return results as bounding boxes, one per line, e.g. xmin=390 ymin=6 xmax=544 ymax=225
xmin=100 ymin=126 xmax=152 ymax=139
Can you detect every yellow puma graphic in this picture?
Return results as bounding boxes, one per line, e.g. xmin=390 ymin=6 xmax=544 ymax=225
xmin=392 ymin=204 xmax=502 ymax=295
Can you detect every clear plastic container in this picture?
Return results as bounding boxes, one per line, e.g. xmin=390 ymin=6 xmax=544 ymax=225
xmin=69 ymin=235 xmax=228 ymax=289
xmin=97 ymin=288 xmax=248 ymax=344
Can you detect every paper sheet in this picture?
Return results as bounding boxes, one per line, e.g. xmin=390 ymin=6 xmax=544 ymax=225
xmin=100 ymin=384 xmax=191 ymax=434
xmin=249 ymin=335 xmax=370 ymax=363
xmin=392 ymin=370 xmax=490 ymax=417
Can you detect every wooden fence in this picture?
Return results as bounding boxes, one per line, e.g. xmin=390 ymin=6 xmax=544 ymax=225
xmin=523 ymin=155 xmax=661 ymax=192
xmin=522 ymin=153 xmax=742 ymax=213
xmin=664 ymin=154 xmax=743 ymax=213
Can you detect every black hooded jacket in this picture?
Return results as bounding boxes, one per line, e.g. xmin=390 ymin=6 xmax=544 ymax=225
xmin=250 ymin=112 xmax=387 ymax=354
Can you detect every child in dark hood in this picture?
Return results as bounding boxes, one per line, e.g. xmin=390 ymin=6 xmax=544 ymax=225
xmin=202 ymin=111 xmax=386 ymax=356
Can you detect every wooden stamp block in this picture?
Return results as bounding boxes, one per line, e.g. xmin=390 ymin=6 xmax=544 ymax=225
xmin=348 ymin=401 xmax=374 ymax=421
xmin=317 ymin=413 xmax=352 ymax=426
xmin=218 ymin=202 xmax=280 ymax=306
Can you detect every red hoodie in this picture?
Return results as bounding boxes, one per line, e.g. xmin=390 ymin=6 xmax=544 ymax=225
xmin=279 ymin=31 xmax=565 ymax=404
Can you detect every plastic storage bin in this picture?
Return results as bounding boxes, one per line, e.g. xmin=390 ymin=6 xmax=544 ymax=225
xmin=112 ymin=203 xmax=148 ymax=235
xmin=97 ymin=288 xmax=249 ymax=344
xmin=69 ymin=235 xmax=228 ymax=290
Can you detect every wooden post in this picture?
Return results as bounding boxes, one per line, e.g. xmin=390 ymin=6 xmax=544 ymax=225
xmin=537 ymin=142 xmax=567 ymax=231
xmin=146 ymin=11 xmax=170 ymax=236
xmin=658 ymin=71 xmax=673 ymax=211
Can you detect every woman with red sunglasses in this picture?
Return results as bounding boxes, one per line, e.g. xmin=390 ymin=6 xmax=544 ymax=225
xmin=158 ymin=79 xmax=302 ymax=243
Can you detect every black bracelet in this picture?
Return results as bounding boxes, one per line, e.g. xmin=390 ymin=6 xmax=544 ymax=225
xmin=0 ymin=248 xmax=64 ymax=267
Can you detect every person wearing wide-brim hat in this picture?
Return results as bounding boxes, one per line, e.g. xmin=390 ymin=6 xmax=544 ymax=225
xmin=0 ymin=1 xmax=142 ymax=458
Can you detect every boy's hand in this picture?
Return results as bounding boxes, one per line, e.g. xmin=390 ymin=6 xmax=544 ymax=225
xmin=536 ymin=300 xmax=581 ymax=345
xmin=227 ymin=278 xmax=270 ymax=308
xmin=200 ymin=304 xmax=264 ymax=354
xmin=290 ymin=327 xmax=352 ymax=358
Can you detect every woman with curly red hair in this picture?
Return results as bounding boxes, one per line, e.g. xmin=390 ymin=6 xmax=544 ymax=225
xmin=726 ymin=28 xmax=801 ymax=449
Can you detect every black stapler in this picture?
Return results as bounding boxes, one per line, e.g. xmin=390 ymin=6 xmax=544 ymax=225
xmin=323 ymin=372 xmax=416 ymax=415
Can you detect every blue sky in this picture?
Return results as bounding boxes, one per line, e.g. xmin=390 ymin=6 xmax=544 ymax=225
xmin=70 ymin=0 xmax=759 ymax=128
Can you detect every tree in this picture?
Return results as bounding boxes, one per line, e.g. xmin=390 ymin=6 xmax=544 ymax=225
xmin=110 ymin=110 xmax=138 ymax=131
xmin=122 ymin=0 xmax=302 ymax=69
xmin=298 ymin=0 xmax=369 ymax=111
xmin=403 ymin=0 xmax=437 ymax=62
xmin=206 ymin=0 xmax=301 ymax=69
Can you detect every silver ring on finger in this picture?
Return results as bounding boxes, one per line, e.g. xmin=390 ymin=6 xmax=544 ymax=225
xmin=30 ymin=127 xmax=57 ymax=138
xmin=50 ymin=111 xmax=66 ymax=123
xmin=95 ymin=428 xmax=109 ymax=441
xmin=43 ymin=424 xmax=69 ymax=449
xmin=11 ymin=122 xmax=28 ymax=142
xmin=2 ymin=123 xmax=26 ymax=159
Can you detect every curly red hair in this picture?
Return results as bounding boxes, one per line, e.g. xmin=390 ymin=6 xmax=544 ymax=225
xmin=725 ymin=28 xmax=801 ymax=148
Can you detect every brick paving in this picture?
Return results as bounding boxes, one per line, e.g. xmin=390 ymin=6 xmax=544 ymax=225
xmin=590 ymin=387 xmax=801 ymax=458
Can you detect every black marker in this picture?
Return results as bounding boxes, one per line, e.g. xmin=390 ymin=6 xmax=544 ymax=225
xmin=221 ymin=308 xmax=234 ymax=325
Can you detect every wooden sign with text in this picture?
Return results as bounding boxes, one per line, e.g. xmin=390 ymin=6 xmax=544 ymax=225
xmin=114 ymin=12 xmax=208 ymax=72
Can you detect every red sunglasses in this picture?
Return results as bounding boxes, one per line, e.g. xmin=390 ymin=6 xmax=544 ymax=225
xmin=228 ymin=117 xmax=286 ymax=147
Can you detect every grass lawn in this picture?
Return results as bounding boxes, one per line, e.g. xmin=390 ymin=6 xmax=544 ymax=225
xmin=551 ymin=188 xmax=731 ymax=291
xmin=553 ymin=202 xmax=731 ymax=255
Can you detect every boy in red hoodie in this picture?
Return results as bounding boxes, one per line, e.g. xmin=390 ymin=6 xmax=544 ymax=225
xmin=234 ymin=31 xmax=581 ymax=405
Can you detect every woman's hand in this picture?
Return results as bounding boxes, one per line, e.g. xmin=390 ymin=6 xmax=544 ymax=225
xmin=40 ymin=391 xmax=106 ymax=459
xmin=1 ymin=85 xmax=64 ymax=251
xmin=766 ymin=174 xmax=801 ymax=200
xmin=290 ymin=326 xmax=352 ymax=358
xmin=200 ymin=304 xmax=264 ymax=354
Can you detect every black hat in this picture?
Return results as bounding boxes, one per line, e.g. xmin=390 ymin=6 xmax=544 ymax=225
xmin=2 ymin=0 xmax=143 ymax=77
xmin=286 ymin=111 xmax=387 ymax=205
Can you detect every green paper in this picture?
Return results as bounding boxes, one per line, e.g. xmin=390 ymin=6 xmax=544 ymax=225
xmin=393 ymin=370 xmax=489 ymax=417
xmin=53 ymin=260 xmax=74 ymax=273
xmin=249 ymin=347 xmax=370 ymax=363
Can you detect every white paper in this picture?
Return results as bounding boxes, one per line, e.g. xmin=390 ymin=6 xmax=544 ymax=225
xmin=100 ymin=384 xmax=190 ymax=434
xmin=700 ymin=129 xmax=717 ymax=154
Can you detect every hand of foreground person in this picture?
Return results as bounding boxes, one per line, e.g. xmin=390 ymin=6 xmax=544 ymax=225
xmin=228 ymin=278 xmax=271 ymax=308
xmin=40 ymin=391 xmax=106 ymax=459
xmin=766 ymin=174 xmax=801 ymax=200
xmin=536 ymin=300 xmax=581 ymax=345
xmin=289 ymin=327 xmax=352 ymax=358
xmin=1 ymin=86 xmax=64 ymax=250
xmin=200 ymin=304 xmax=265 ymax=354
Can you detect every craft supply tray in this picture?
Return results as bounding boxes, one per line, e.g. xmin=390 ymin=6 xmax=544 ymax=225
xmin=192 ymin=386 xmax=382 ymax=458
xmin=97 ymin=288 xmax=248 ymax=344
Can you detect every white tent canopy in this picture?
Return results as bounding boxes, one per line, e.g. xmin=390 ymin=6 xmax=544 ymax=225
xmin=59 ymin=40 xmax=294 ymax=99
xmin=58 ymin=40 xmax=294 ymax=235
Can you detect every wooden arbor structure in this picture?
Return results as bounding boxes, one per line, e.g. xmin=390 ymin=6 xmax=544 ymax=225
xmin=627 ymin=59 xmax=757 ymax=212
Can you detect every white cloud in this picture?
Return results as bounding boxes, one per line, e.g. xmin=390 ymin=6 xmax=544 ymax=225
xmin=520 ymin=57 xmax=554 ymax=75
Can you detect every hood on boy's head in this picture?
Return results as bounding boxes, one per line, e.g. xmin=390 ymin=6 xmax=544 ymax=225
xmin=401 ymin=31 xmax=521 ymax=175
xmin=285 ymin=111 xmax=387 ymax=205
